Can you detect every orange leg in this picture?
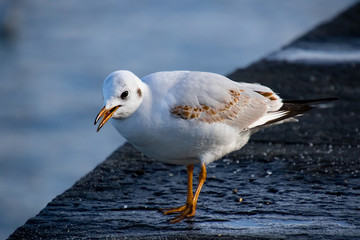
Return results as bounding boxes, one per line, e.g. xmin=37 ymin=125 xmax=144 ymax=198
xmin=160 ymin=164 xmax=194 ymax=214
xmin=161 ymin=163 xmax=207 ymax=223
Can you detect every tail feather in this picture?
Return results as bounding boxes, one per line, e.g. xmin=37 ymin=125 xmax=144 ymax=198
xmin=256 ymin=97 xmax=338 ymax=127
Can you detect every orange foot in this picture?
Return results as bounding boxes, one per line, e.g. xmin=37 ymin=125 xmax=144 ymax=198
xmin=160 ymin=163 xmax=207 ymax=223
xmin=160 ymin=203 xmax=196 ymax=223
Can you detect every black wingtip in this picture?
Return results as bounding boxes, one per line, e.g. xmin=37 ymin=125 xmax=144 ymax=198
xmin=259 ymin=97 xmax=338 ymax=127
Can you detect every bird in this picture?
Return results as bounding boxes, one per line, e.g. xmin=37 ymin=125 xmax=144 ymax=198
xmin=94 ymin=70 xmax=336 ymax=223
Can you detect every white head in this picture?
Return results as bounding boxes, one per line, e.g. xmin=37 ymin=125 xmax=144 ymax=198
xmin=94 ymin=70 xmax=144 ymax=131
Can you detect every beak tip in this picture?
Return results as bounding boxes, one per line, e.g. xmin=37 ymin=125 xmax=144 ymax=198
xmin=96 ymin=125 xmax=103 ymax=132
xmin=94 ymin=105 xmax=119 ymax=132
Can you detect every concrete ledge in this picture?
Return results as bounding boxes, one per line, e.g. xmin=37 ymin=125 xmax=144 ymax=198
xmin=9 ymin=3 xmax=360 ymax=240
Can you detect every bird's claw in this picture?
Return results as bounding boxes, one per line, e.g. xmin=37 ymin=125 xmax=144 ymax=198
xmin=160 ymin=204 xmax=196 ymax=223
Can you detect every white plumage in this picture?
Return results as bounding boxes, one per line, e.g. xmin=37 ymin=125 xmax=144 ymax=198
xmin=98 ymin=70 xmax=289 ymax=165
xmin=94 ymin=70 xmax=331 ymax=223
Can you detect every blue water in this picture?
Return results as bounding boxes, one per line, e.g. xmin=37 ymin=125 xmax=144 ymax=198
xmin=0 ymin=0 xmax=355 ymax=238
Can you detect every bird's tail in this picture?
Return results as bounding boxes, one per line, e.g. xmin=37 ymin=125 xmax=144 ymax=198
xmin=251 ymin=97 xmax=338 ymax=129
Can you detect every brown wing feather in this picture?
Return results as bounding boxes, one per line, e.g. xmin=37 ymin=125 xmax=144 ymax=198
xmin=170 ymin=89 xmax=268 ymax=130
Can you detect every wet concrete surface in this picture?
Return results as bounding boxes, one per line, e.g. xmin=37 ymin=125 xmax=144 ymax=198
xmin=9 ymin=2 xmax=360 ymax=240
xmin=9 ymin=141 xmax=360 ymax=239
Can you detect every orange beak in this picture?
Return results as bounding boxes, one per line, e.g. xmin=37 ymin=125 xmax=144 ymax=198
xmin=94 ymin=106 xmax=120 ymax=132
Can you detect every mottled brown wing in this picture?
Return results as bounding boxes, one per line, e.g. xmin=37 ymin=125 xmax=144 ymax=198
xmin=170 ymin=89 xmax=275 ymax=131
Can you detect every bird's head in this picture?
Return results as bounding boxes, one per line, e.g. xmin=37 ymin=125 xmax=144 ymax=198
xmin=94 ymin=70 xmax=144 ymax=132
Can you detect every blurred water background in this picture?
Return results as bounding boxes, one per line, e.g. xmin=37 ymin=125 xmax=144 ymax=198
xmin=0 ymin=0 xmax=356 ymax=238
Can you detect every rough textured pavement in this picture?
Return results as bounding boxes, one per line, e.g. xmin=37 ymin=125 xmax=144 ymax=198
xmin=9 ymin=3 xmax=360 ymax=240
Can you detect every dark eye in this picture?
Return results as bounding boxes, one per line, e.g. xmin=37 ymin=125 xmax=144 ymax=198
xmin=121 ymin=90 xmax=129 ymax=99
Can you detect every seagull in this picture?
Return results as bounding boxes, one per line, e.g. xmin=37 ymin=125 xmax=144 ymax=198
xmin=94 ymin=70 xmax=336 ymax=223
